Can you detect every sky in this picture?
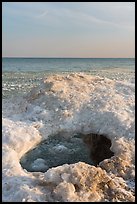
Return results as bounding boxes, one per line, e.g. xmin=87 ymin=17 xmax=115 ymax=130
xmin=2 ymin=2 xmax=135 ymax=58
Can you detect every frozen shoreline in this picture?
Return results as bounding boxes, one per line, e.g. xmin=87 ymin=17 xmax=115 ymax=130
xmin=2 ymin=72 xmax=135 ymax=202
xmin=2 ymin=68 xmax=135 ymax=99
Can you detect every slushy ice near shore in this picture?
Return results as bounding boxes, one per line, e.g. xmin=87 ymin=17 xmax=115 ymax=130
xmin=2 ymin=73 xmax=135 ymax=202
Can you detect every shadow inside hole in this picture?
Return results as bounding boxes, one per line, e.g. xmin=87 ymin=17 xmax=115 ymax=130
xmin=83 ymin=133 xmax=114 ymax=166
xmin=20 ymin=132 xmax=114 ymax=173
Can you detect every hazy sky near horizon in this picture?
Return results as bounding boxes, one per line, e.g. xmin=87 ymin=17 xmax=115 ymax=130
xmin=2 ymin=2 xmax=135 ymax=58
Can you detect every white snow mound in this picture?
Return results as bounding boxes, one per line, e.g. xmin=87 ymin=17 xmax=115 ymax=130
xmin=2 ymin=73 xmax=135 ymax=202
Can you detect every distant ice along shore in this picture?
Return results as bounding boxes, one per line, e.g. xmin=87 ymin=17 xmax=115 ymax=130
xmin=2 ymin=73 xmax=135 ymax=202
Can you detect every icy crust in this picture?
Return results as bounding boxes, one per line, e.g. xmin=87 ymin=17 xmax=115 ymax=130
xmin=2 ymin=73 xmax=135 ymax=202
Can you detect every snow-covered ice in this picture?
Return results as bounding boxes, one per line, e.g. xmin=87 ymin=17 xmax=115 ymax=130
xmin=2 ymin=73 xmax=135 ymax=202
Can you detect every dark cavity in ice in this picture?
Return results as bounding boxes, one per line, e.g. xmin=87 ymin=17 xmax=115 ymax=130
xmin=83 ymin=133 xmax=114 ymax=166
xmin=20 ymin=132 xmax=114 ymax=172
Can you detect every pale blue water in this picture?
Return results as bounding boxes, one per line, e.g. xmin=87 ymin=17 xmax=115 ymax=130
xmin=2 ymin=58 xmax=135 ymax=98
xmin=2 ymin=58 xmax=135 ymax=73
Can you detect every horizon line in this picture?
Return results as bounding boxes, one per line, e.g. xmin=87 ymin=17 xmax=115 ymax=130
xmin=2 ymin=57 xmax=135 ymax=59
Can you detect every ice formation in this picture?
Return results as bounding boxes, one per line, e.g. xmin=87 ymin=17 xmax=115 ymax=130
xmin=2 ymin=73 xmax=135 ymax=202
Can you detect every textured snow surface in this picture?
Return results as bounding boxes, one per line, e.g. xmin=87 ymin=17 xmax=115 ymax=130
xmin=2 ymin=73 xmax=135 ymax=202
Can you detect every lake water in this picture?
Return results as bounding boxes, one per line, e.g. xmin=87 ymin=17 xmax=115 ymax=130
xmin=2 ymin=57 xmax=135 ymax=72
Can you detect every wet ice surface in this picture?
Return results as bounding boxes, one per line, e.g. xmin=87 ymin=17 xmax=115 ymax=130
xmin=2 ymin=72 xmax=44 ymax=98
xmin=20 ymin=133 xmax=93 ymax=172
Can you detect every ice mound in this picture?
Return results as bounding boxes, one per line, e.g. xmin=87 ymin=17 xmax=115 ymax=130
xmin=43 ymin=162 xmax=134 ymax=202
xmin=2 ymin=73 xmax=135 ymax=202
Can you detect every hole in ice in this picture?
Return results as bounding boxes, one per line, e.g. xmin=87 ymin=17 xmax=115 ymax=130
xmin=83 ymin=133 xmax=114 ymax=166
xmin=20 ymin=133 xmax=93 ymax=172
xmin=20 ymin=132 xmax=114 ymax=172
